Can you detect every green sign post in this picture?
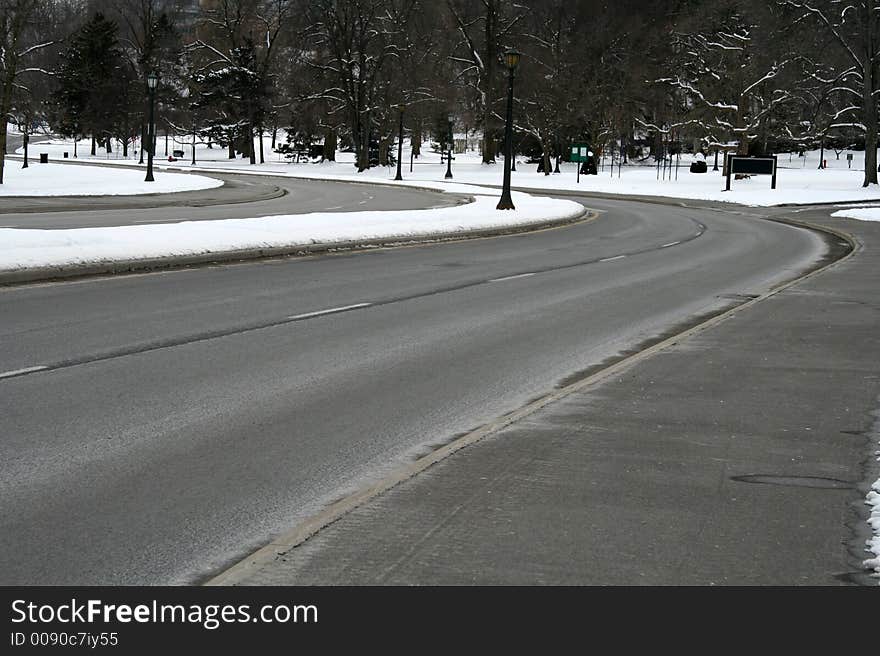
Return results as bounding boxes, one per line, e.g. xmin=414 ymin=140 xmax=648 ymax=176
xmin=571 ymin=144 xmax=590 ymax=182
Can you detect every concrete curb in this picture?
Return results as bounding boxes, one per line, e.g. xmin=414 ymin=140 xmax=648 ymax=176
xmin=0 ymin=207 xmax=593 ymax=286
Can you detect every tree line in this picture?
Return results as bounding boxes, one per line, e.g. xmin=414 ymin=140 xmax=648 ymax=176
xmin=1 ymin=0 xmax=877 ymax=185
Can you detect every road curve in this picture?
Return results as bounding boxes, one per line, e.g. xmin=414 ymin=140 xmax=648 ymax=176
xmin=0 ymin=192 xmax=829 ymax=584
xmin=0 ymin=167 xmax=463 ymax=228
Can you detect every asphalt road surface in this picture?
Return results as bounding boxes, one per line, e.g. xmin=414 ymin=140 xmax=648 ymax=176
xmin=0 ymin=185 xmax=828 ymax=584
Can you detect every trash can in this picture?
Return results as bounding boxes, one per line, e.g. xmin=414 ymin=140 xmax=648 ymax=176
xmin=690 ymin=160 xmax=707 ymax=173
xmin=63 ymin=152 xmax=68 ymax=158
xmin=39 ymin=153 xmax=48 ymax=164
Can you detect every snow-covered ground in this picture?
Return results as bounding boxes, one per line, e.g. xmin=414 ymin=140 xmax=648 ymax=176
xmin=0 ymin=188 xmax=584 ymax=273
xmin=867 ymin=475 xmax=880 ymax=581
xmin=830 ymin=207 xmax=880 ymax=222
xmin=19 ymin=136 xmax=880 ymax=207
xmin=0 ymin=159 xmax=222 ymax=196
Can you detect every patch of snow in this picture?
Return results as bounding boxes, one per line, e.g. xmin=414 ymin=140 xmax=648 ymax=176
xmin=0 ymin=191 xmax=584 ymax=273
xmin=0 ymin=161 xmax=222 ymax=196
xmin=830 ymin=208 xmax=880 ymax=222
xmin=867 ymin=475 xmax=880 ymax=581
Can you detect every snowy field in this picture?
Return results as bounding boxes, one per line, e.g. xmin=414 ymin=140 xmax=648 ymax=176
xmin=18 ymin=136 xmax=880 ymax=207
xmin=0 ymin=159 xmax=222 ymax=196
xmin=0 ymin=188 xmax=584 ymax=273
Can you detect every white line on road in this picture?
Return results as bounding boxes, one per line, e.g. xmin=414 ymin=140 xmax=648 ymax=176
xmin=599 ymin=255 xmax=626 ymax=262
xmin=288 ymin=303 xmax=372 ymax=320
xmin=661 ymin=241 xmax=681 ymax=248
xmin=325 ymin=206 xmax=345 ymax=210
xmin=489 ymin=272 xmax=537 ymax=282
xmin=0 ymin=365 xmax=48 ymax=380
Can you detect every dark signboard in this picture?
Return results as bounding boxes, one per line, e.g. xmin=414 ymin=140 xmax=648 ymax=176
xmin=726 ymin=155 xmax=777 ymax=191
xmin=730 ymin=157 xmax=775 ymax=175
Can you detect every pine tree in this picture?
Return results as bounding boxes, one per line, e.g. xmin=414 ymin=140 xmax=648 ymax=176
xmin=51 ymin=13 xmax=129 ymax=153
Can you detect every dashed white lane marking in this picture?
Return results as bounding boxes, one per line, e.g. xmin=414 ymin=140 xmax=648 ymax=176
xmin=661 ymin=241 xmax=681 ymax=248
xmin=325 ymin=205 xmax=345 ymax=210
xmin=0 ymin=365 xmax=48 ymax=380
xmin=288 ymin=303 xmax=372 ymax=320
xmin=358 ymin=200 xmax=368 ymax=205
xmin=489 ymin=272 xmax=537 ymax=282
xmin=599 ymin=255 xmax=626 ymax=262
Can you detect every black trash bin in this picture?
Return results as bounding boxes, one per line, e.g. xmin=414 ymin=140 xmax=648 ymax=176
xmin=39 ymin=153 xmax=48 ymax=164
xmin=690 ymin=160 xmax=707 ymax=173
xmin=63 ymin=152 xmax=69 ymax=158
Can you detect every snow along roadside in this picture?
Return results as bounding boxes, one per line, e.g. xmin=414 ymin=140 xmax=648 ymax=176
xmin=866 ymin=408 xmax=880 ymax=583
xmin=0 ymin=190 xmax=585 ymax=277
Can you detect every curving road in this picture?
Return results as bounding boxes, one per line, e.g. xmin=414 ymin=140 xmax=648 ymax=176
xmin=0 ymin=178 xmax=829 ymax=584
xmin=0 ymin=168 xmax=462 ymax=228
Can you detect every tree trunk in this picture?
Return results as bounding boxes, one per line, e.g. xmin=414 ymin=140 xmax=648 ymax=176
xmin=22 ymin=128 xmax=28 ymax=169
xmin=864 ymin=65 xmax=878 ymax=185
xmin=271 ymin=125 xmax=277 ymax=149
xmin=322 ymin=127 xmax=337 ymax=161
xmin=379 ymin=131 xmax=390 ymax=167
xmin=481 ymin=1 xmax=498 ymax=164
xmin=541 ymin=135 xmax=551 ymax=176
xmin=228 ymin=130 xmax=235 ymax=159
xmin=139 ymin=124 xmax=145 ymax=163
xmin=412 ymin=121 xmax=421 ymax=157
xmin=259 ymin=127 xmax=265 ymax=164
xmin=248 ymin=121 xmax=256 ymax=165
xmin=358 ymin=110 xmax=371 ymax=172
xmin=106 ymin=137 xmax=112 ymax=154
xmin=91 ymin=135 xmax=96 ymax=156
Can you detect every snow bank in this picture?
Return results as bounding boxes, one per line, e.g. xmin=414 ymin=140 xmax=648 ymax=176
xmin=867 ymin=476 xmax=880 ymax=581
xmin=0 ymin=191 xmax=583 ymax=272
xmin=0 ymin=161 xmax=222 ymax=196
xmin=830 ymin=208 xmax=880 ymax=222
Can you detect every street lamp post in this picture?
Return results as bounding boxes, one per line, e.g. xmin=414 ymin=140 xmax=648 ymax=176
xmin=445 ymin=113 xmax=454 ymax=179
xmin=395 ymin=103 xmax=405 ymax=181
xmin=497 ymin=49 xmax=521 ymax=210
xmin=145 ymin=71 xmax=159 ymax=182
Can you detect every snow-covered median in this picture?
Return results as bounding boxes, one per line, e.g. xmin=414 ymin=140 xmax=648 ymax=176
xmin=0 ymin=190 xmax=584 ymax=273
xmin=0 ymin=161 xmax=222 ymax=196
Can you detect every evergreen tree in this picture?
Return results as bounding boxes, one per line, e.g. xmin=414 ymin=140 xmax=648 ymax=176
xmin=51 ymin=13 xmax=129 ymax=153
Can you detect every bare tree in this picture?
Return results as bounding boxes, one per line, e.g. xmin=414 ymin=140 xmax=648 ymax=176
xmin=781 ymin=0 xmax=880 ymax=186
xmin=446 ymin=0 xmax=524 ymax=164
xmin=0 ymin=0 xmax=57 ymax=183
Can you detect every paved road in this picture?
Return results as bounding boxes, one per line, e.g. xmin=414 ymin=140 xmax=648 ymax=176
xmin=241 ymin=206 xmax=874 ymax=586
xmin=0 ymin=168 xmax=462 ymax=228
xmin=0 ymin=193 xmax=828 ymax=584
